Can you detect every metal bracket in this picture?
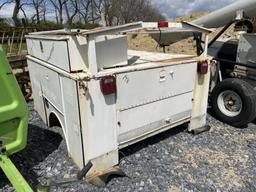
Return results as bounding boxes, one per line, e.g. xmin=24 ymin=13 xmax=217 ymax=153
xmin=182 ymin=21 xmax=213 ymax=34
xmin=236 ymin=9 xmax=245 ymax=21
xmin=189 ymin=125 xmax=211 ymax=135
xmin=37 ymin=161 xmax=93 ymax=191
xmin=80 ymin=22 xmax=143 ymax=38
xmin=87 ymin=166 xmax=126 ymax=187
xmin=194 ymin=33 xmax=204 ymax=56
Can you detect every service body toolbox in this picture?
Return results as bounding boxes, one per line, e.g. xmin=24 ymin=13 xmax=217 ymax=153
xmin=26 ymin=22 xmax=211 ymax=181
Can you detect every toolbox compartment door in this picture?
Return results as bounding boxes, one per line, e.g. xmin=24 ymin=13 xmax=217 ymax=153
xmin=116 ymin=62 xmax=197 ymax=144
xmin=27 ymin=39 xmax=71 ymax=72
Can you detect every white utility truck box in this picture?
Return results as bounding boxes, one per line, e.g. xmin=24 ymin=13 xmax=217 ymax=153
xmin=26 ymin=22 xmax=211 ymax=183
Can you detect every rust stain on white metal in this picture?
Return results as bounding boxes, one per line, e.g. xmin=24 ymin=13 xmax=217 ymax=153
xmin=26 ymin=22 xmax=211 ymax=178
xmin=153 ymin=56 xmax=201 ymax=64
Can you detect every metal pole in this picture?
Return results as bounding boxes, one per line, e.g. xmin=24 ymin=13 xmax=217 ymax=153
xmin=192 ymin=0 xmax=256 ymax=28
xmin=208 ymin=21 xmax=234 ymax=47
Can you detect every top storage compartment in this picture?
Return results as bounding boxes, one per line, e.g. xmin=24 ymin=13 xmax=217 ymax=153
xmin=26 ymin=31 xmax=128 ymax=72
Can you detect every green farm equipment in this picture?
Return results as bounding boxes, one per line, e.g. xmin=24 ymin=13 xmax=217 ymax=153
xmin=0 ymin=45 xmax=33 ymax=191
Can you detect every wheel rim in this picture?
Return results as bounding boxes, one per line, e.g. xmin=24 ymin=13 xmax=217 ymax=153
xmin=217 ymin=90 xmax=242 ymax=117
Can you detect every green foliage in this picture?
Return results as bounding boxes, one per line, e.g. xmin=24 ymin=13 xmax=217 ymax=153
xmin=67 ymin=22 xmax=99 ymax=29
xmin=25 ymin=21 xmax=99 ymax=31
xmin=0 ymin=18 xmax=10 ymax=28
xmin=26 ymin=21 xmax=64 ymax=30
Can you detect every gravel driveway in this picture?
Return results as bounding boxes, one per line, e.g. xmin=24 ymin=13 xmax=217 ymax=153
xmin=1 ymin=103 xmax=256 ymax=192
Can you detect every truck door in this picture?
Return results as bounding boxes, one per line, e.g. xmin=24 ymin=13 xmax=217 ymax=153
xmin=116 ymin=62 xmax=197 ymax=144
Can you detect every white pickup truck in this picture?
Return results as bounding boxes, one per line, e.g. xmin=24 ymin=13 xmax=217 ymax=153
xmin=26 ymin=22 xmax=212 ymax=185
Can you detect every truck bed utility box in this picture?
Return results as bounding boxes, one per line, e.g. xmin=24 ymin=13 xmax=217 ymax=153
xmin=26 ymin=23 xmax=211 ymax=181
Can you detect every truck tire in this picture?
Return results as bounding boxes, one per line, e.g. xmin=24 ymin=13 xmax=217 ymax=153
xmin=211 ymin=78 xmax=256 ymax=127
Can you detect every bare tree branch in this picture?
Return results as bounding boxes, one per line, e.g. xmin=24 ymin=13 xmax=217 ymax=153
xmin=49 ymin=0 xmax=68 ymax=24
xmin=0 ymin=0 xmax=13 ymax=10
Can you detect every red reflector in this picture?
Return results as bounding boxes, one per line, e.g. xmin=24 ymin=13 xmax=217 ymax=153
xmin=158 ymin=21 xmax=168 ymax=28
xmin=100 ymin=76 xmax=116 ymax=95
xmin=198 ymin=61 xmax=208 ymax=75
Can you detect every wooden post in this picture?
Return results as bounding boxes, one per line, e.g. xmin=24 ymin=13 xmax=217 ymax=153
xmin=9 ymin=31 xmax=15 ymax=55
xmin=18 ymin=29 xmax=24 ymax=56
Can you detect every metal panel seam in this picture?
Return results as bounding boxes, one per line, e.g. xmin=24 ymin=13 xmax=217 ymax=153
xmin=76 ymin=81 xmax=86 ymax=167
xmin=66 ymin=40 xmax=72 ymax=72
xmin=119 ymin=90 xmax=194 ymax=111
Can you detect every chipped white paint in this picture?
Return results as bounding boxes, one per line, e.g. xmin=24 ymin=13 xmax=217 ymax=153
xmin=26 ymin=23 xmax=211 ymax=178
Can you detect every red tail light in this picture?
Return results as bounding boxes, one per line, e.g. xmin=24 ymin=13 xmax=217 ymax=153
xmin=198 ymin=61 xmax=208 ymax=75
xmin=100 ymin=76 xmax=116 ymax=95
xmin=158 ymin=21 xmax=168 ymax=28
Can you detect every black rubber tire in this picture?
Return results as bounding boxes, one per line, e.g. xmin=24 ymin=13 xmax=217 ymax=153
xmin=211 ymin=78 xmax=256 ymax=127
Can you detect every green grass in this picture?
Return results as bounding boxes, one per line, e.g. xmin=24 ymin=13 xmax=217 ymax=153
xmin=1 ymin=42 xmax=27 ymax=56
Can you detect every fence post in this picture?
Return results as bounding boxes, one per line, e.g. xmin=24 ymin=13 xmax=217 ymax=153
xmin=1 ymin=32 xmax=5 ymax=44
xmin=18 ymin=29 xmax=24 ymax=56
xmin=9 ymin=31 xmax=15 ymax=55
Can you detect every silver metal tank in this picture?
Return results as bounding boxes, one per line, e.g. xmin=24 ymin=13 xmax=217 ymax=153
xmin=192 ymin=0 xmax=256 ymax=28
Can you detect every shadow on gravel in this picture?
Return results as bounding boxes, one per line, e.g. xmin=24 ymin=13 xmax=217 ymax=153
xmin=120 ymin=125 xmax=187 ymax=159
xmin=0 ymin=124 xmax=62 ymax=189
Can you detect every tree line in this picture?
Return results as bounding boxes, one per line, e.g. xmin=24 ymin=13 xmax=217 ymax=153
xmin=0 ymin=0 xmax=165 ymax=28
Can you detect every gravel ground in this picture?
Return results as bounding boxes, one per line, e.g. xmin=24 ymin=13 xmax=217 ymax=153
xmin=1 ymin=103 xmax=256 ymax=192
